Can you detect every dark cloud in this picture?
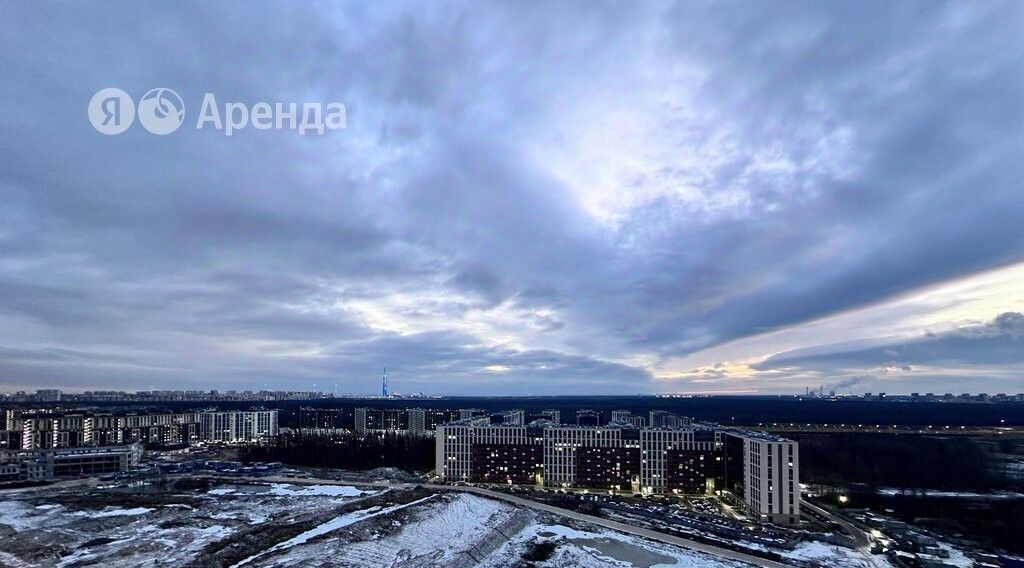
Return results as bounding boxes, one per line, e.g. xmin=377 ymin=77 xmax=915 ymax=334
xmin=0 ymin=2 xmax=1022 ymax=393
xmin=995 ymin=312 xmax=1024 ymax=338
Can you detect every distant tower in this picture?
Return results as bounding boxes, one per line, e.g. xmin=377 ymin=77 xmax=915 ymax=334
xmin=382 ymin=365 xmax=388 ymax=397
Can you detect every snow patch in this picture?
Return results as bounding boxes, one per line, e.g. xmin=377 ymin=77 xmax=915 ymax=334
xmin=74 ymin=506 xmax=153 ymax=518
xmin=877 ymin=488 xmax=1024 ymax=499
xmin=267 ymin=483 xmax=371 ymax=497
xmin=782 ymin=541 xmax=894 ymax=568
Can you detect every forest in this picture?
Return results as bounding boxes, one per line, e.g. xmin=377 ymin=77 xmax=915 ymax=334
xmin=794 ymin=432 xmax=1017 ymax=491
xmin=240 ymin=433 xmax=436 ymax=473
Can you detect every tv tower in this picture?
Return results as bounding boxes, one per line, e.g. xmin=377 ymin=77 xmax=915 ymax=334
xmin=382 ymin=365 xmax=388 ymax=397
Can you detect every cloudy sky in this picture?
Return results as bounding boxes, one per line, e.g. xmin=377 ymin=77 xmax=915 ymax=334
xmin=0 ymin=2 xmax=1022 ymax=395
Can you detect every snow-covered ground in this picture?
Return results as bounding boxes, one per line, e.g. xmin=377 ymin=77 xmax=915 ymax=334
xmin=233 ymin=491 xmax=759 ymax=568
xmin=481 ymin=519 xmax=755 ymax=568
xmin=0 ymin=481 xmax=909 ymax=568
xmin=781 ymin=541 xmax=895 ymax=568
xmin=877 ymin=488 xmax=1024 ymax=499
xmin=210 ymin=482 xmax=372 ymax=498
xmin=72 ymin=506 xmax=153 ymax=518
xmin=232 ymin=494 xmax=440 ymax=567
xmin=251 ymin=492 xmax=519 ymax=566
xmin=0 ymin=480 xmax=376 ymax=567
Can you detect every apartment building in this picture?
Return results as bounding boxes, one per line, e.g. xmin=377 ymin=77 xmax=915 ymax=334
xmin=0 ymin=442 xmax=143 ymax=482
xmin=609 ymin=410 xmax=646 ymax=428
xmin=435 ymin=418 xmax=542 ymax=481
xmin=575 ymin=409 xmax=602 ymax=427
xmin=723 ymin=431 xmax=800 ymax=526
xmin=491 ymin=409 xmax=525 ymax=425
xmin=298 ymin=407 xmax=353 ymax=434
xmin=665 ymin=449 xmax=724 ymax=495
xmin=527 ymin=409 xmax=561 ymax=425
xmin=436 ymin=421 xmax=801 ymax=526
xmin=544 ymin=426 xmax=640 ymax=488
xmin=407 ymin=408 xmax=462 ymax=435
xmin=354 ymin=407 xmax=408 ymax=435
xmin=649 ymin=410 xmax=692 ymax=429
xmin=9 ymin=411 xmax=201 ymax=450
xmin=639 ymin=427 xmax=719 ymax=493
xmin=198 ymin=410 xmax=279 ymax=443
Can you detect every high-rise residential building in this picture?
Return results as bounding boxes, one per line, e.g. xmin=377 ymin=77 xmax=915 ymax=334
xmin=3 ymin=409 xmax=273 ymax=449
xmin=298 ymin=407 xmax=352 ymax=433
xmin=665 ymin=448 xmax=724 ymax=495
xmin=723 ymin=431 xmax=800 ymax=526
xmin=408 ymin=408 xmax=462 ymax=435
xmin=639 ymin=427 xmax=719 ymax=493
xmin=354 ymin=407 xmax=408 ymax=435
xmin=199 ymin=410 xmax=278 ymax=443
xmin=11 ymin=411 xmax=202 ymax=450
xmin=408 ymin=408 xmax=426 ymax=435
xmin=544 ymin=426 xmax=641 ymax=490
xmin=436 ymin=421 xmax=801 ymax=526
xmin=435 ymin=418 xmax=538 ymax=482
xmin=34 ymin=389 xmax=62 ymax=402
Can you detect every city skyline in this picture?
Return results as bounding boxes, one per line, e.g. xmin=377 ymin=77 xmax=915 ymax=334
xmin=1 ymin=2 xmax=1023 ymax=395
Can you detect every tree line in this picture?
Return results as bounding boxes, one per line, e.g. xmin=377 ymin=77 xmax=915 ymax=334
xmin=240 ymin=433 xmax=435 ymax=473
xmin=794 ymin=433 xmax=1013 ymax=490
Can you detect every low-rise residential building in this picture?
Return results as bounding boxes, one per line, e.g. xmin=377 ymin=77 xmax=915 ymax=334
xmin=576 ymin=409 xmax=603 ymax=427
xmin=0 ymin=442 xmax=143 ymax=482
xmin=649 ymin=410 xmax=692 ymax=428
xmin=527 ymin=409 xmax=561 ymax=425
xmin=610 ymin=411 xmax=647 ymax=428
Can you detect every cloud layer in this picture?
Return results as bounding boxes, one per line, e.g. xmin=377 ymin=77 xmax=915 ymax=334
xmin=0 ymin=2 xmax=1022 ymax=394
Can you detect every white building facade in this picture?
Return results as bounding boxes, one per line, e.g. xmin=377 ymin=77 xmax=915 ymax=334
xmin=739 ymin=434 xmax=800 ymax=525
xmin=199 ymin=410 xmax=278 ymax=443
xmin=436 ymin=419 xmax=538 ymax=481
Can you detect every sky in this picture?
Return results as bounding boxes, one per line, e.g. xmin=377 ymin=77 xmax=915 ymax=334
xmin=0 ymin=2 xmax=1022 ymax=395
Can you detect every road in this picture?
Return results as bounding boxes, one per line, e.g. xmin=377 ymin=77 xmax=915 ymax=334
xmin=800 ymin=499 xmax=870 ymax=551
xmin=243 ymin=474 xmax=791 ymax=568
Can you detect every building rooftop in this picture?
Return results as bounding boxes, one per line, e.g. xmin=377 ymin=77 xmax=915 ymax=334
xmin=721 ymin=428 xmax=794 ymax=442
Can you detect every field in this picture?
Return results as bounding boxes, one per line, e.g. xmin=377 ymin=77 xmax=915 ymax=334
xmin=0 ymin=479 xmax=762 ymax=568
